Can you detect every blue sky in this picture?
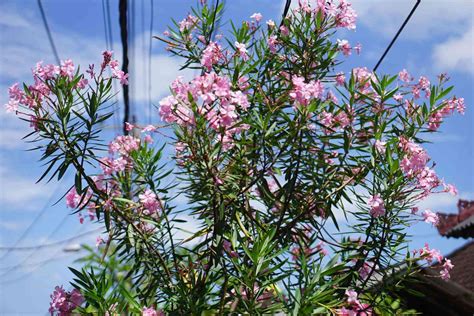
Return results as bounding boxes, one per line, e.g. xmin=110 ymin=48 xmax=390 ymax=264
xmin=0 ymin=0 xmax=472 ymax=314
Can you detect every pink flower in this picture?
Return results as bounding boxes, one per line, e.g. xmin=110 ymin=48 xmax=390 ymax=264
xmin=279 ymin=25 xmax=289 ymax=36
xmin=4 ymin=99 xmax=19 ymax=113
xmin=335 ymin=72 xmax=346 ymax=86
xmin=101 ymin=50 xmax=113 ymax=69
xmin=49 ymin=286 xmax=83 ymax=315
xmin=223 ymin=240 xmax=238 ymax=258
xmin=76 ymin=78 xmax=88 ymax=90
xmin=142 ymin=307 xmax=161 ymax=316
xmin=444 ymin=183 xmax=458 ymax=195
xmin=66 ymin=188 xmax=81 ymax=209
xmin=250 ymin=12 xmax=263 ymax=22
xmin=289 ymin=76 xmax=324 ymax=107
xmin=144 ymin=134 xmax=153 ymax=144
xmin=374 ymin=140 xmax=386 ymax=155
xmin=201 ymin=41 xmax=223 ymax=71
xmin=337 ymin=39 xmax=352 ymax=56
xmin=367 ymin=194 xmax=385 ymax=217
xmin=231 ymin=90 xmax=249 ymax=110
xmin=60 ymin=59 xmax=75 ymax=78
xmin=335 ymin=1 xmax=357 ymax=30
xmin=178 ymin=14 xmax=198 ymax=32
xmin=113 ymin=69 xmax=129 ymax=85
xmin=235 ymin=42 xmax=249 ymax=61
xmin=8 ymin=83 xmax=23 ymax=100
xmin=96 ymin=236 xmax=105 ymax=247
xmin=440 ymin=258 xmax=454 ymax=280
xmin=354 ymin=43 xmax=362 ymax=55
xmin=422 ymin=209 xmax=439 ymax=226
xmin=393 ymin=93 xmax=403 ymax=102
xmin=125 ymin=122 xmax=134 ymax=132
xmin=142 ymin=124 xmax=157 ymax=132
xmin=266 ymin=19 xmax=275 ymax=28
xmin=139 ymin=189 xmax=160 ymax=215
xmin=267 ymin=35 xmax=278 ymax=53
xmin=398 ymin=69 xmax=412 ymax=82
xmin=419 ymin=243 xmax=443 ymax=264
xmin=345 ymin=289 xmax=359 ymax=305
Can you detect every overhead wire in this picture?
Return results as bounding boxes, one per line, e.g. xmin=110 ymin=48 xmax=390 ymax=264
xmin=0 ymin=228 xmax=101 ymax=252
xmin=119 ymin=0 xmax=130 ymax=135
xmin=37 ymin=0 xmax=60 ymax=65
xmin=0 ymin=179 xmax=67 ymax=261
xmin=373 ymin=0 xmax=421 ymax=71
xmin=0 ymin=224 xmax=92 ymax=285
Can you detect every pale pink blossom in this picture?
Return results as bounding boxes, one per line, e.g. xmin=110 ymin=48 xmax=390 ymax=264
xmin=444 ymin=183 xmax=458 ymax=195
xmin=345 ymin=289 xmax=359 ymax=305
xmin=422 ymin=209 xmax=439 ymax=226
xmin=335 ymin=72 xmax=346 ymax=86
xmin=266 ymin=19 xmax=275 ymax=28
xmin=201 ymin=41 xmax=223 ymax=71
xmin=367 ymin=194 xmax=385 ymax=217
xmin=4 ymin=99 xmax=19 ymax=113
xmin=235 ymin=42 xmax=249 ymax=61
xmin=139 ymin=189 xmax=160 ymax=215
xmin=337 ymin=39 xmax=351 ymax=56
xmin=60 ymin=59 xmax=75 ymax=78
xmin=250 ymin=12 xmax=263 ymax=22
xmin=267 ymin=35 xmax=278 ymax=53
xmin=398 ymin=69 xmax=412 ymax=82
xmin=374 ymin=140 xmax=386 ymax=155
xmin=440 ymin=258 xmax=454 ymax=280
xmin=354 ymin=43 xmax=362 ymax=55
xmin=125 ymin=122 xmax=134 ymax=132
xmin=144 ymin=134 xmax=153 ymax=144
xmin=279 ymin=25 xmax=289 ymax=36
xmin=142 ymin=124 xmax=157 ymax=132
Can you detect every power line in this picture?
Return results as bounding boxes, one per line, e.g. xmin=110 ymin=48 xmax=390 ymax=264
xmin=280 ymin=0 xmax=292 ymax=27
xmin=0 ymin=228 xmax=101 ymax=251
xmin=119 ymin=0 xmax=130 ymax=135
xmin=373 ymin=0 xmax=421 ymax=72
xmin=0 ymin=225 xmax=91 ymax=285
xmin=37 ymin=0 xmax=60 ymax=65
xmin=0 ymin=180 xmax=68 ymax=261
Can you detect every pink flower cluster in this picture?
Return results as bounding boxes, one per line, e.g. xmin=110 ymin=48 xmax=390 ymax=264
xmin=428 ymin=96 xmax=465 ymax=131
xmin=399 ymin=138 xmax=442 ymax=197
xmin=65 ymin=187 xmax=96 ymax=224
xmin=421 ymin=209 xmax=439 ymax=226
xmin=178 ymin=14 xmax=199 ymax=32
xmin=234 ymin=42 xmax=249 ymax=61
xmin=159 ymin=73 xmax=250 ymax=149
xmin=289 ymin=76 xmax=324 ymax=107
xmin=367 ymin=194 xmax=385 ymax=218
xmin=336 ymin=289 xmax=372 ymax=316
xmin=295 ymin=0 xmax=357 ymax=30
xmin=101 ymin=50 xmax=128 ymax=85
xmin=139 ymin=189 xmax=160 ymax=215
xmin=142 ymin=307 xmax=164 ymax=316
xmin=49 ymin=286 xmax=84 ymax=316
xmin=201 ymin=41 xmax=224 ymax=71
xmin=415 ymin=243 xmax=454 ymax=280
xmin=99 ymin=134 xmax=140 ymax=175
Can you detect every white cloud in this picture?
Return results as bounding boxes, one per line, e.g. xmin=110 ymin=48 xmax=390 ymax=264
xmin=432 ymin=24 xmax=474 ymax=75
xmin=0 ymin=163 xmax=57 ymax=211
xmin=0 ymin=220 xmax=26 ymax=231
xmin=350 ymin=0 xmax=473 ymax=40
xmin=416 ymin=191 xmax=474 ymax=212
